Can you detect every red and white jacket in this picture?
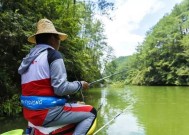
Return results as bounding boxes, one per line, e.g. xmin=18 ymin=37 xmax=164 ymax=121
xmin=18 ymin=44 xmax=82 ymax=125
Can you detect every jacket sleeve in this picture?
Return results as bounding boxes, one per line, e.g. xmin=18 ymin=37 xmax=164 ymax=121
xmin=48 ymin=49 xmax=82 ymax=96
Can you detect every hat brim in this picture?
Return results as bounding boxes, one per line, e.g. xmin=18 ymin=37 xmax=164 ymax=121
xmin=28 ymin=32 xmax=68 ymax=44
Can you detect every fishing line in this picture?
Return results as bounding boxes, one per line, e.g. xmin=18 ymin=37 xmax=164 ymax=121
xmin=80 ymin=89 xmax=85 ymax=102
xmin=96 ymin=97 xmax=106 ymax=112
xmin=96 ymin=102 xmax=103 ymax=112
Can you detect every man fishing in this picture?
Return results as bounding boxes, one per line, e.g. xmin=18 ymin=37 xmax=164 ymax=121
xmin=18 ymin=18 xmax=97 ymax=135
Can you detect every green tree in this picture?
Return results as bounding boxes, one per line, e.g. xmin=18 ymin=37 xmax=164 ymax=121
xmin=0 ymin=0 xmax=114 ymax=116
xmin=105 ymin=0 xmax=189 ymax=86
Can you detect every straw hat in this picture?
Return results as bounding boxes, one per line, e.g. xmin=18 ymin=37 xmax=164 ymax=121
xmin=28 ymin=19 xmax=68 ymax=44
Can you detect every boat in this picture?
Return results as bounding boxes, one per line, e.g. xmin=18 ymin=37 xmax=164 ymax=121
xmin=1 ymin=118 xmax=96 ymax=135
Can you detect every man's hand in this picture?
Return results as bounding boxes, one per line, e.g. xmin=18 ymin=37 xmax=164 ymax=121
xmin=81 ymin=81 xmax=89 ymax=90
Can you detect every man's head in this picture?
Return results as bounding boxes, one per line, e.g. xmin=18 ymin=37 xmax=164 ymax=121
xmin=35 ymin=33 xmax=60 ymax=50
xmin=28 ymin=19 xmax=67 ymax=50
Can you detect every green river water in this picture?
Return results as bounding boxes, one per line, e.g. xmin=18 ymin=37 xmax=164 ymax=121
xmin=1 ymin=86 xmax=189 ymax=135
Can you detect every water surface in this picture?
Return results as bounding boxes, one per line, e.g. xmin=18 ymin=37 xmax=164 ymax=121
xmin=85 ymin=86 xmax=189 ymax=135
xmin=1 ymin=86 xmax=189 ymax=135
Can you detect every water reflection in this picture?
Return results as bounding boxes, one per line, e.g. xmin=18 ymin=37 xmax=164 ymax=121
xmin=87 ymin=86 xmax=189 ymax=135
xmin=107 ymin=113 xmax=145 ymax=135
xmin=129 ymin=86 xmax=189 ymax=135
xmin=91 ymin=87 xmax=145 ymax=135
xmin=1 ymin=86 xmax=189 ymax=135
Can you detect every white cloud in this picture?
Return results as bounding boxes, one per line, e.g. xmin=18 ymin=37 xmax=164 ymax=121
xmin=100 ymin=0 xmax=183 ymax=57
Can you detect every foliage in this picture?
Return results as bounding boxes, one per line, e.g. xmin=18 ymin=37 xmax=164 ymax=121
xmin=0 ymin=0 xmax=114 ymax=115
xmin=104 ymin=0 xmax=189 ymax=86
xmin=0 ymin=94 xmax=22 ymax=116
xmin=108 ymin=81 xmax=125 ymax=88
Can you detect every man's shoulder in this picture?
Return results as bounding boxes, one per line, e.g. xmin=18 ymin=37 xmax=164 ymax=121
xmin=47 ymin=48 xmax=62 ymax=64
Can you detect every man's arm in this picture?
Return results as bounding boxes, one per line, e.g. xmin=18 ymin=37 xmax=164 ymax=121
xmin=48 ymin=49 xmax=82 ymax=96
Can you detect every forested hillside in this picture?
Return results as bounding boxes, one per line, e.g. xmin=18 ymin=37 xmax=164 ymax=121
xmin=105 ymin=0 xmax=189 ymax=86
xmin=0 ymin=0 xmax=114 ymax=116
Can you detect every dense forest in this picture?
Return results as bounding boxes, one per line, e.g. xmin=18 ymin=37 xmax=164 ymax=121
xmin=1 ymin=0 xmax=189 ymax=116
xmin=104 ymin=0 xmax=189 ymax=86
xmin=0 ymin=0 xmax=114 ymax=116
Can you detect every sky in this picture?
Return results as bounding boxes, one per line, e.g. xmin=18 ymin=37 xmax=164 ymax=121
xmin=98 ymin=0 xmax=184 ymax=57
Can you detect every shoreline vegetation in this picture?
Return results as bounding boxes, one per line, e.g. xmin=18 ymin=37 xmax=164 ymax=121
xmin=104 ymin=1 xmax=189 ymax=86
xmin=0 ymin=0 xmax=114 ymax=116
xmin=1 ymin=0 xmax=189 ymax=116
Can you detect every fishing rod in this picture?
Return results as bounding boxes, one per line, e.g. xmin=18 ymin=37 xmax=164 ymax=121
xmin=80 ymin=70 xmax=126 ymax=102
xmin=93 ymin=103 xmax=133 ymax=135
xmin=89 ymin=70 xmax=126 ymax=86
